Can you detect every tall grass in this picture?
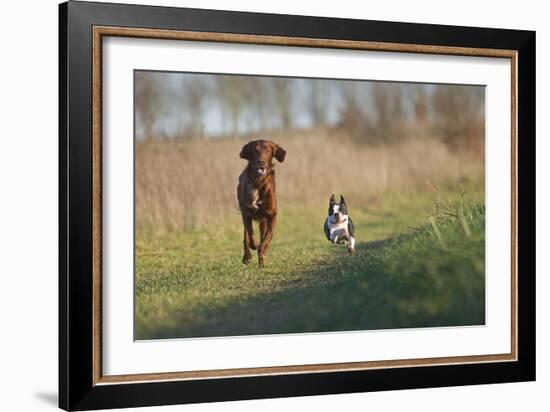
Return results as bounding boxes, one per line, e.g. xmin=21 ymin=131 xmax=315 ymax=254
xmin=136 ymin=128 xmax=483 ymax=237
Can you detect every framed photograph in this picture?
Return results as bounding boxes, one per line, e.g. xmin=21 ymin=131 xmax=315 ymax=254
xmin=59 ymin=1 xmax=535 ymax=410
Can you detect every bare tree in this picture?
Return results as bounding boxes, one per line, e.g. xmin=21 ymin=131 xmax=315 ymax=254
xmin=308 ymin=79 xmax=330 ymax=126
xmin=135 ymin=72 xmax=163 ymax=140
xmin=390 ymin=84 xmax=404 ymax=120
xmin=431 ymin=85 xmax=484 ymax=150
xmin=413 ymin=84 xmax=429 ymax=125
xmin=271 ymin=78 xmax=293 ymax=130
xmin=238 ymin=77 xmax=270 ymax=133
xmin=338 ymin=82 xmax=363 ymax=130
xmin=248 ymin=77 xmax=272 ymax=131
xmin=337 ymin=81 xmax=387 ymax=143
xmin=179 ymin=76 xmax=208 ymax=139
xmin=216 ymin=76 xmax=245 ymax=137
xmin=372 ymin=82 xmax=391 ymax=135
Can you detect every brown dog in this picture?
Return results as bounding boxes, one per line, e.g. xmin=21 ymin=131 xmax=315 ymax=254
xmin=237 ymin=140 xmax=286 ymax=267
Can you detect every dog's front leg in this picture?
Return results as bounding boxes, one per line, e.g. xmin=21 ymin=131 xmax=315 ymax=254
xmin=348 ymin=236 xmax=356 ymax=253
xmin=340 ymin=227 xmax=354 ymax=252
xmin=258 ymin=213 xmax=276 ymax=267
xmin=242 ymin=214 xmax=255 ymax=264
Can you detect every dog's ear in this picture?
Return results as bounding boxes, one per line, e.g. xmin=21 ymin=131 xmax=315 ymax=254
xmin=272 ymin=142 xmax=287 ymax=163
xmin=340 ymin=195 xmax=346 ymax=206
xmin=329 ymin=194 xmax=336 ymax=205
xmin=239 ymin=142 xmax=253 ymax=160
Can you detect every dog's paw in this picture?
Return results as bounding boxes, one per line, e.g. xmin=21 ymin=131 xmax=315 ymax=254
xmin=347 ymin=246 xmax=355 ymax=254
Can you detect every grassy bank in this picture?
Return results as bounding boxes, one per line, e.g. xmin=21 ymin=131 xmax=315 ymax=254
xmin=135 ymin=188 xmax=485 ymax=339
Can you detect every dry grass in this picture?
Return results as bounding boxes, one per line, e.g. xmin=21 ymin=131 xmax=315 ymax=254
xmin=136 ymin=128 xmax=483 ymax=237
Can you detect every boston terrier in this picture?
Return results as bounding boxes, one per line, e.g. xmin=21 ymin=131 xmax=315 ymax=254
xmin=324 ymin=194 xmax=355 ymax=253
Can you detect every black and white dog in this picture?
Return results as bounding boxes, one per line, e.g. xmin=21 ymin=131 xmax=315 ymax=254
xmin=324 ymin=194 xmax=355 ymax=253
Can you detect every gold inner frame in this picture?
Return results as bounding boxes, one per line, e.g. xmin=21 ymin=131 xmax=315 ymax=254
xmin=91 ymin=26 xmax=518 ymax=385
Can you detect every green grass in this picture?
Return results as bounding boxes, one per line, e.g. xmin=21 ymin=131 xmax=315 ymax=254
xmin=135 ymin=188 xmax=485 ymax=339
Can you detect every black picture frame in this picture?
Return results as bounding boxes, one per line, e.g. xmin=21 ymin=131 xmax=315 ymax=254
xmin=59 ymin=1 xmax=535 ymax=410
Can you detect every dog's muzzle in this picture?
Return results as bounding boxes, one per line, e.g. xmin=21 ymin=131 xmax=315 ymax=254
xmin=332 ymin=213 xmax=346 ymax=224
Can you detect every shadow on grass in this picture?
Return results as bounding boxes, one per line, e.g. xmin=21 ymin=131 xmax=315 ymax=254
xmin=138 ymin=232 xmax=485 ymax=340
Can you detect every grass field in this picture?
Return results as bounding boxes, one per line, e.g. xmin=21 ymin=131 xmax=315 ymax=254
xmin=135 ymin=186 xmax=485 ymax=340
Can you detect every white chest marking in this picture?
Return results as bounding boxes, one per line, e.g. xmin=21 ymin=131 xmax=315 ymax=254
xmin=249 ymin=189 xmax=260 ymax=208
xmin=327 ymin=217 xmax=349 ymax=241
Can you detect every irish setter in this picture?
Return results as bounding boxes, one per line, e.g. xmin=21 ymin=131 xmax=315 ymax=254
xmin=237 ymin=140 xmax=286 ymax=267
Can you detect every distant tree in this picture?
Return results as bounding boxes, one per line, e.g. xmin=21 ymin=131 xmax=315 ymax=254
xmin=249 ymin=77 xmax=272 ymax=131
xmin=178 ymin=76 xmax=208 ymax=139
xmin=431 ymin=85 xmax=484 ymax=150
xmin=335 ymin=81 xmax=394 ymax=144
xmin=271 ymin=78 xmax=293 ymax=130
xmin=135 ymin=72 xmax=163 ymax=140
xmin=413 ymin=85 xmax=429 ymax=125
xmin=337 ymin=82 xmax=365 ymax=135
xmin=390 ymin=84 xmax=404 ymax=120
xmin=308 ymin=80 xmax=330 ymax=126
xmin=372 ymin=82 xmax=391 ymax=135
xmin=368 ymin=83 xmax=410 ymax=142
xmin=216 ymin=76 xmax=245 ymax=137
xmin=238 ymin=77 xmax=278 ymax=134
